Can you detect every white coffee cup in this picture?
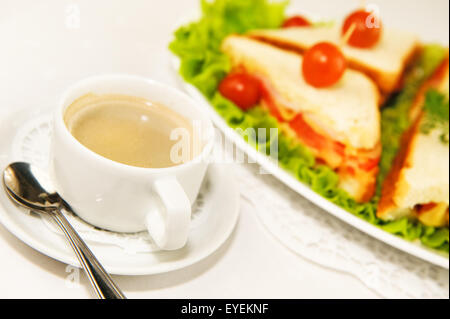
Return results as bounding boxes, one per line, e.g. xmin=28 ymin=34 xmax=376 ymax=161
xmin=50 ymin=75 xmax=214 ymax=250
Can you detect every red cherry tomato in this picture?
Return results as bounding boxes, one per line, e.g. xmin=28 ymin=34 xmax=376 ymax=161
xmin=282 ymin=15 xmax=311 ymax=28
xmin=302 ymin=42 xmax=347 ymax=88
xmin=218 ymin=73 xmax=262 ymax=110
xmin=342 ymin=10 xmax=382 ymax=48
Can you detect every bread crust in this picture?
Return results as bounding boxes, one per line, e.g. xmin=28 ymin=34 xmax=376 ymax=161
xmin=377 ymin=58 xmax=450 ymax=221
xmin=377 ymin=116 xmax=421 ymax=219
xmin=221 ymin=35 xmax=381 ymax=150
xmin=222 ymin=35 xmax=381 ymax=202
xmin=409 ymin=55 xmax=449 ymax=122
xmin=249 ymin=27 xmax=420 ymax=96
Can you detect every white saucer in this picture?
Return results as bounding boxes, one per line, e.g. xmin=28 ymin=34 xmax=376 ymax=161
xmin=0 ymin=109 xmax=240 ymax=275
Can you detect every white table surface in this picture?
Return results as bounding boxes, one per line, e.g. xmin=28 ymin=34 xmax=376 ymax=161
xmin=0 ymin=0 xmax=448 ymax=299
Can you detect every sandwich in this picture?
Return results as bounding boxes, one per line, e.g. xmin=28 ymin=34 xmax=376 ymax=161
xmin=171 ymin=0 xmax=450 ymax=252
xmin=377 ymin=58 xmax=449 ymax=227
xmin=221 ymin=35 xmax=381 ymax=202
xmin=248 ymin=23 xmax=419 ymax=97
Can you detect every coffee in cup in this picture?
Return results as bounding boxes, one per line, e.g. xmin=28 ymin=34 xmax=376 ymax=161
xmin=51 ymin=75 xmax=214 ymax=250
xmin=64 ymin=93 xmax=200 ymax=169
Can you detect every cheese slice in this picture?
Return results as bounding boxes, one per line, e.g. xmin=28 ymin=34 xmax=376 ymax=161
xmin=221 ymin=35 xmax=380 ymax=150
xmin=249 ymin=25 xmax=419 ymax=94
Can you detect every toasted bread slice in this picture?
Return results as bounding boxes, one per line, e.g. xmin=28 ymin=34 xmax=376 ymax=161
xmin=377 ymin=61 xmax=449 ymax=226
xmin=249 ymin=25 xmax=419 ymax=95
xmin=222 ymin=35 xmax=380 ymax=149
xmin=409 ymin=56 xmax=449 ymax=122
xmin=221 ymin=35 xmax=381 ymax=201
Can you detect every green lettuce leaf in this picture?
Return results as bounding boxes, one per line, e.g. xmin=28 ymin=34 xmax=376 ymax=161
xmin=170 ymin=0 xmax=287 ymax=98
xmin=377 ymin=45 xmax=449 ymax=185
xmin=420 ymin=89 xmax=449 ymax=143
xmin=170 ymin=0 xmax=449 ymax=253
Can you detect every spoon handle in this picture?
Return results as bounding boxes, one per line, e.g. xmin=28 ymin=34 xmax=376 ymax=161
xmin=51 ymin=208 xmax=126 ymax=299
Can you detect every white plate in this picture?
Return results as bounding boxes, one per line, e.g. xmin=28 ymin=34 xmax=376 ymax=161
xmin=0 ymin=109 xmax=240 ymax=276
xmin=170 ymin=55 xmax=449 ymax=269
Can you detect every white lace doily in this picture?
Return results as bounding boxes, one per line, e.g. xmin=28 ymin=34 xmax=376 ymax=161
xmin=236 ymin=163 xmax=449 ymax=299
xmin=10 ymin=115 xmax=211 ymax=254
xmin=9 ymin=113 xmax=449 ymax=298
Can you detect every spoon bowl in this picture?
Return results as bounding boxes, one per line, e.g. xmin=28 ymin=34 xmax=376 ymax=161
xmin=2 ymin=161 xmax=126 ymax=299
xmin=3 ymin=162 xmax=60 ymax=211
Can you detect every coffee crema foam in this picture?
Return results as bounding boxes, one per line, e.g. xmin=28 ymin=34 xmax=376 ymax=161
xmin=64 ymin=93 xmax=199 ymax=168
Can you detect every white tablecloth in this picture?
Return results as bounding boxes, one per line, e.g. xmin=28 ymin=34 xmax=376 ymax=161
xmin=0 ymin=0 xmax=448 ymax=299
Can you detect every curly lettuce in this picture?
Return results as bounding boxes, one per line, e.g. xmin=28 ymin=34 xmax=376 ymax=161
xmin=170 ymin=0 xmax=449 ymax=253
xmin=170 ymin=0 xmax=287 ymax=98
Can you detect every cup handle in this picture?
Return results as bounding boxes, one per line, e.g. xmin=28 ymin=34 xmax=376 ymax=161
xmin=145 ymin=177 xmax=191 ymax=250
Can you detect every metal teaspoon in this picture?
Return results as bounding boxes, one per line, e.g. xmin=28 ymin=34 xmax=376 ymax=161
xmin=2 ymin=162 xmax=126 ymax=299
